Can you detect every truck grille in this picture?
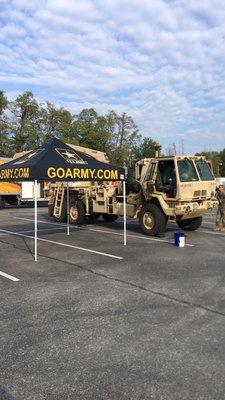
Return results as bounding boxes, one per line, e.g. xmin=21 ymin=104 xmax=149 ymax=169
xmin=193 ymin=190 xmax=207 ymax=198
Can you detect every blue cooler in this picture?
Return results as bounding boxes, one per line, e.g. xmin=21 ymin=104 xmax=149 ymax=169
xmin=174 ymin=232 xmax=185 ymax=247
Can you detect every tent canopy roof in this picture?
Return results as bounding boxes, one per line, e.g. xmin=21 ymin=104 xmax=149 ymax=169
xmin=0 ymin=137 xmax=125 ymax=182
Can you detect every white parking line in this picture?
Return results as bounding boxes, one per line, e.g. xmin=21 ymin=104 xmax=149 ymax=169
xmin=0 ymin=271 xmax=20 ymax=282
xmin=198 ymin=229 xmax=225 ymax=236
xmin=16 ymin=226 xmax=71 ymax=234
xmin=14 ymin=216 xmax=71 ymax=227
xmin=13 ymin=216 xmax=195 ymax=247
xmin=0 ymin=228 xmax=123 ymax=260
xmin=0 ymin=226 xmax=69 ymax=237
xmin=88 ymin=227 xmax=195 ymax=247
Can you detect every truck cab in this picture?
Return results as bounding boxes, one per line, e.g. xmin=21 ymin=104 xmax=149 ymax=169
xmin=132 ymin=155 xmax=217 ymax=234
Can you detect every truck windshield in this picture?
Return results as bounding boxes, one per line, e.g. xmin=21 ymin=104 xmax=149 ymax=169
xmin=178 ymin=160 xmax=199 ymax=182
xmin=195 ymin=160 xmax=214 ymax=181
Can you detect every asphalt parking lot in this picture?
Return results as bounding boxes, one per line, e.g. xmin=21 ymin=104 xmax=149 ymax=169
xmin=1 ymin=206 xmax=225 ymax=400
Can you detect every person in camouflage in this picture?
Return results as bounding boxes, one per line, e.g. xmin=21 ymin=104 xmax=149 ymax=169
xmin=214 ymin=185 xmax=225 ymax=232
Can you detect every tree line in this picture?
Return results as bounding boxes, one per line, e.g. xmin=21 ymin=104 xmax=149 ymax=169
xmin=195 ymin=151 xmax=225 ymax=177
xmin=0 ymin=91 xmax=158 ymax=166
xmin=0 ymin=90 xmax=224 ymax=175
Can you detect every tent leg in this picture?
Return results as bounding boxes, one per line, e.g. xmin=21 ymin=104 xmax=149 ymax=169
xmin=123 ymin=180 xmax=126 ymax=246
xmin=34 ymin=180 xmax=38 ymax=261
xmin=67 ymin=182 xmax=70 ymax=235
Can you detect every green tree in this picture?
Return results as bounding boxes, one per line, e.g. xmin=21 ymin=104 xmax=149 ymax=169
xmin=43 ymin=102 xmax=77 ymax=144
xmin=10 ymin=91 xmax=43 ymax=152
xmin=73 ymin=108 xmax=111 ymax=151
xmin=195 ymin=151 xmax=220 ymax=176
xmin=106 ymin=110 xmax=140 ymax=166
xmin=219 ymin=149 xmax=225 ymax=176
xmin=133 ymin=137 xmax=161 ymax=163
xmin=0 ymin=91 xmax=10 ymax=156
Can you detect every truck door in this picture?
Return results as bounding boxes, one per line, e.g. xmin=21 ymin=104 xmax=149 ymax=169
xmin=142 ymin=161 xmax=158 ymax=200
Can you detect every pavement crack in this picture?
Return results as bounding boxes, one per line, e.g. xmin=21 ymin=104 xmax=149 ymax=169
xmin=88 ymin=270 xmax=225 ymax=319
xmin=1 ymin=237 xmax=225 ymax=320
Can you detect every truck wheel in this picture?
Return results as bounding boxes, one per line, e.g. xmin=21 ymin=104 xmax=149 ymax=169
xmin=69 ymin=199 xmax=85 ymax=225
xmin=177 ymin=216 xmax=202 ymax=231
xmin=102 ymin=214 xmax=118 ymax=222
xmin=53 ymin=198 xmax=67 ymax=222
xmin=139 ymin=203 xmax=167 ymax=236
xmin=0 ymin=196 xmax=6 ymax=209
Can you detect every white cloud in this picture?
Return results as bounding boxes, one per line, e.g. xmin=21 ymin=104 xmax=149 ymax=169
xmin=0 ymin=0 xmax=225 ymax=151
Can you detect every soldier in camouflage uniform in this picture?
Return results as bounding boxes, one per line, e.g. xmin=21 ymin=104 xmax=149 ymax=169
xmin=214 ymin=185 xmax=225 ymax=232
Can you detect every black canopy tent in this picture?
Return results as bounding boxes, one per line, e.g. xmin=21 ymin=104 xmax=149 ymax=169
xmin=0 ymin=137 xmax=126 ymax=261
xmin=0 ymin=137 xmax=125 ymax=182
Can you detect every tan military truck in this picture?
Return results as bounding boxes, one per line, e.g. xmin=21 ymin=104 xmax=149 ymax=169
xmin=48 ymin=144 xmax=217 ymax=235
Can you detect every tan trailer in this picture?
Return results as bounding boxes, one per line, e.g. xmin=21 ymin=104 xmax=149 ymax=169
xmin=48 ymin=144 xmax=218 ymax=235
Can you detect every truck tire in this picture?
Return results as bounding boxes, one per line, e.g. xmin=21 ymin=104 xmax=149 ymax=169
xmin=177 ymin=216 xmax=202 ymax=231
xmin=69 ymin=199 xmax=85 ymax=225
xmin=102 ymin=214 xmax=118 ymax=222
xmin=139 ymin=203 xmax=167 ymax=236
xmin=0 ymin=196 xmax=6 ymax=209
xmin=53 ymin=198 xmax=67 ymax=222
xmin=1 ymin=195 xmax=17 ymax=206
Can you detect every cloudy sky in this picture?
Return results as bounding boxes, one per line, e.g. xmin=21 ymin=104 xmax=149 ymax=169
xmin=0 ymin=0 xmax=225 ymax=153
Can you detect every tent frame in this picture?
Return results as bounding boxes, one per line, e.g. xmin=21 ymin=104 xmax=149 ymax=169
xmin=33 ymin=179 xmax=126 ymax=261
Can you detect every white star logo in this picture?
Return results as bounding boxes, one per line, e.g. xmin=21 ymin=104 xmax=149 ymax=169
xmin=61 ymin=150 xmax=77 ymax=159
xmin=55 ymin=148 xmax=87 ymax=164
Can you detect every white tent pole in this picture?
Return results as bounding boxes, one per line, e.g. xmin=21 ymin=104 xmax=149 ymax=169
xmin=67 ymin=182 xmax=70 ymax=235
xmin=34 ymin=180 xmax=38 ymax=261
xmin=123 ymin=180 xmax=126 ymax=246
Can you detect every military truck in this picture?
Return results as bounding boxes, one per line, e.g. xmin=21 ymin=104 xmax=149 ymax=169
xmin=48 ymin=144 xmax=217 ymax=235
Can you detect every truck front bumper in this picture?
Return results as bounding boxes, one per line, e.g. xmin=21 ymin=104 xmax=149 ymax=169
xmin=175 ymin=199 xmax=218 ymax=219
